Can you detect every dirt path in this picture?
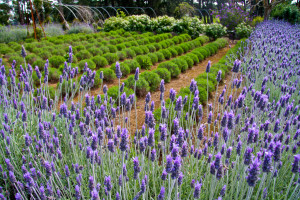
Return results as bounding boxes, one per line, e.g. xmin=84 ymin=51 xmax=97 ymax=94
xmin=127 ymin=44 xmax=234 ymax=133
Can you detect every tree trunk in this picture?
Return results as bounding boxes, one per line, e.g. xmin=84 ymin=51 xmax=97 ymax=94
xmin=17 ymin=1 xmax=25 ymax=24
xmin=263 ymin=6 xmax=272 ymax=20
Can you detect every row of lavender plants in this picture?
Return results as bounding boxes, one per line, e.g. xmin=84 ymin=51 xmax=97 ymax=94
xmin=0 ymin=20 xmax=299 ymax=200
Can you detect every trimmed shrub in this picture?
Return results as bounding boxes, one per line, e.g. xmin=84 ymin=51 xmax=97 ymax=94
xmin=160 ymin=49 xmax=172 ymax=60
xmin=48 ymin=67 xmax=62 ymax=82
xmin=146 ymin=44 xmax=156 ymax=53
xmin=73 ymin=45 xmax=85 ymax=54
xmin=181 ymin=55 xmax=194 ymax=68
xmin=107 ymin=86 xmax=134 ymax=101
xmin=179 ymin=43 xmax=189 ymax=53
xmin=8 ymin=55 xmax=24 ymax=67
xmin=195 ymin=77 xmax=215 ymax=93
xmin=88 ymin=47 xmax=103 ymax=56
xmin=116 ymin=51 xmax=127 ymax=61
xmin=110 ymin=62 xmax=130 ymax=77
xmin=158 ymin=61 xmax=180 ymax=78
xmin=123 ymin=60 xmax=140 ymax=73
xmin=38 ymin=50 xmax=52 ymax=60
xmin=154 ymin=68 xmax=171 ymax=83
xmin=197 ymin=73 xmax=217 ymax=85
xmin=124 ymin=75 xmax=150 ymax=97
xmin=76 ymin=50 xmax=92 ymax=61
xmin=135 ymin=55 xmax=152 ymax=70
xmin=147 ymin=53 xmax=159 ymax=64
xmin=130 ymin=46 xmax=143 ymax=55
xmin=167 ymin=47 xmax=178 ymax=57
xmin=186 ymin=53 xmax=199 ymax=64
xmin=123 ymin=48 xmax=136 ymax=58
xmin=174 ymin=46 xmax=184 ymax=55
xmin=171 ymin=58 xmax=188 ymax=72
xmin=99 ymin=46 xmax=110 ymax=54
xmin=153 ymin=43 xmax=162 ymax=51
xmin=116 ymin=44 xmax=126 ymax=51
xmin=140 ymin=71 xmax=161 ymax=92
xmin=93 ymin=70 xmax=103 ymax=88
xmin=190 ymin=51 xmax=204 ymax=62
xmin=102 ymin=53 xmax=119 ymax=64
xmin=49 ymin=55 xmax=65 ymax=68
xmin=195 ymin=48 xmax=209 ymax=58
xmin=25 ymin=54 xmax=40 ymax=65
xmin=98 ymin=68 xmax=116 ymax=82
xmin=53 ymin=49 xmax=66 ymax=56
xmin=154 ymin=52 xmax=165 ymax=62
xmin=140 ymin=46 xmax=150 ymax=54
xmin=107 ymin=45 xmax=118 ymax=53
xmin=78 ymin=59 xmax=96 ymax=71
xmin=91 ymin=56 xmax=109 ymax=68
xmin=33 ymin=59 xmax=46 ymax=71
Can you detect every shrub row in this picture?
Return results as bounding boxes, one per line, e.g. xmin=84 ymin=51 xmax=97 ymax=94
xmin=105 ymin=35 xmax=210 ymax=99
xmin=153 ymin=39 xmax=245 ymax=122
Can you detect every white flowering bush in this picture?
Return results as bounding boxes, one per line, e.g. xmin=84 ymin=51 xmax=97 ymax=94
xmin=104 ymin=15 xmax=226 ymax=39
xmin=204 ymin=23 xmax=227 ymax=39
xmin=235 ymin=22 xmax=253 ymax=39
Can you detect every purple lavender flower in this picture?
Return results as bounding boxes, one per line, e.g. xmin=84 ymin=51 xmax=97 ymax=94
xmin=161 ymin=169 xmax=167 ymax=181
xmin=135 ymin=67 xmax=139 ymax=81
xmin=244 ymin=147 xmax=253 ymax=165
xmin=166 ymin=155 xmax=173 ymax=173
xmin=262 ymin=152 xmax=272 ymax=173
xmin=246 ymin=158 xmax=261 ymax=187
xmin=115 ymin=62 xmax=122 ymax=78
xmin=21 ymin=45 xmax=26 ymax=58
xmin=220 ymin=185 xmax=226 ymax=196
xmin=158 ymin=186 xmax=165 ymax=200
xmin=133 ymin=157 xmax=140 ymax=179
xmin=206 ymin=61 xmax=211 ymax=73
xmin=291 ymin=154 xmax=300 ymax=173
xmin=151 ymin=148 xmax=156 ymax=162
xmin=216 ymin=70 xmax=222 ymax=82
xmin=208 ymin=111 xmax=212 ymax=124
xmin=194 ymin=181 xmax=202 ymax=199
xmin=104 ymin=176 xmax=112 ymax=191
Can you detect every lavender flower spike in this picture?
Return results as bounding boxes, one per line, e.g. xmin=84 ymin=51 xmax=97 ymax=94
xmin=246 ymin=157 xmax=261 ymax=187
xmin=135 ymin=67 xmax=139 ymax=81
xmin=206 ymin=60 xmax=211 ymax=73
xmin=157 ymin=186 xmax=165 ymax=200
xmin=115 ymin=62 xmax=122 ymax=78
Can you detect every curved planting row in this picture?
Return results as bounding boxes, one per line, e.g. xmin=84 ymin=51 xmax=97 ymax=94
xmin=0 ymin=29 xmax=143 ymax=68
xmin=116 ymin=38 xmax=227 ymax=99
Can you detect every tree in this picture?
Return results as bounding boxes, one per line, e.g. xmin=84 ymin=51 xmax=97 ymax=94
xmin=0 ymin=3 xmax=11 ymax=25
xmin=251 ymin=0 xmax=287 ymax=19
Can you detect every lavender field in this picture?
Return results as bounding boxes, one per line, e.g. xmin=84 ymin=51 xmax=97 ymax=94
xmin=0 ymin=20 xmax=299 ymax=200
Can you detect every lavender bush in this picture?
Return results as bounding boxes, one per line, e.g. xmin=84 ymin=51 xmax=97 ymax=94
xmin=0 ymin=20 xmax=299 ymax=200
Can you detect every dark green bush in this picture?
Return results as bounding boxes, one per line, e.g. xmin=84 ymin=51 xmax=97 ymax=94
xmin=48 ymin=67 xmax=62 ymax=82
xmin=154 ymin=68 xmax=171 ymax=83
xmin=135 ymin=55 xmax=152 ymax=70
xmin=179 ymin=44 xmax=189 ymax=53
xmin=25 ymin=54 xmax=40 ymax=65
xmin=124 ymin=75 xmax=150 ymax=97
xmin=181 ymin=55 xmax=194 ymax=68
xmin=91 ymin=56 xmax=109 ymax=68
xmin=78 ymin=59 xmax=96 ymax=71
xmin=167 ymin=47 xmax=178 ymax=57
xmin=49 ymin=55 xmax=65 ymax=68
xmin=158 ymin=61 xmax=180 ymax=78
xmin=271 ymin=3 xmax=300 ymax=24
xmin=153 ymin=43 xmax=162 ymax=51
xmin=147 ymin=53 xmax=159 ymax=64
xmin=8 ymin=55 xmax=24 ymax=67
xmin=116 ymin=51 xmax=127 ymax=61
xmin=102 ymin=53 xmax=119 ymax=64
xmin=98 ymin=68 xmax=116 ymax=82
xmin=195 ymin=48 xmax=209 ymax=58
xmin=186 ymin=53 xmax=200 ymax=64
xmin=73 ymin=45 xmax=85 ymax=54
xmin=88 ymin=47 xmax=103 ymax=56
xmin=33 ymin=59 xmax=46 ymax=71
xmin=160 ymin=49 xmax=172 ymax=60
xmin=195 ymin=77 xmax=215 ymax=93
xmin=190 ymin=51 xmax=204 ymax=62
xmin=99 ymin=46 xmax=110 ymax=54
xmin=107 ymin=86 xmax=134 ymax=101
xmin=116 ymin=44 xmax=126 ymax=51
xmin=107 ymin=45 xmax=118 ymax=53
xmin=140 ymin=46 xmax=150 ymax=54
xmin=130 ymin=46 xmax=143 ymax=55
xmin=53 ymin=49 xmax=66 ymax=57
xmin=146 ymin=44 xmax=156 ymax=53
xmin=110 ymin=62 xmax=130 ymax=77
xmin=174 ymin=46 xmax=184 ymax=55
xmin=76 ymin=50 xmax=92 ymax=61
xmin=140 ymin=71 xmax=161 ymax=92
xmin=123 ymin=60 xmax=140 ymax=73
xmin=38 ymin=50 xmax=52 ymax=60
xmin=93 ymin=70 xmax=103 ymax=88
xmin=154 ymin=52 xmax=165 ymax=62
xmin=171 ymin=58 xmax=188 ymax=72
xmin=197 ymin=73 xmax=217 ymax=86
xmin=123 ymin=48 xmax=136 ymax=58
